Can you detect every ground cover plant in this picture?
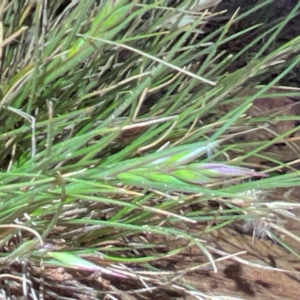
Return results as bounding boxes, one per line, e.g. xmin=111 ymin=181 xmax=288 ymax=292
xmin=1 ymin=0 xmax=300 ymax=299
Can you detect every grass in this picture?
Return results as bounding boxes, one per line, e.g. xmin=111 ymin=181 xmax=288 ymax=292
xmin=1 ymin=0 xmax=300 ymax=299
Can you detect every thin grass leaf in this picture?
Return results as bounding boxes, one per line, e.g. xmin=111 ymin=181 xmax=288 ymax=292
xmin=47 ymin=252 xmax=127 ymax=278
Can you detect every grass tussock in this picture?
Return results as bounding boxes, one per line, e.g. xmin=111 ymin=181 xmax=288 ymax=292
xmin=1 ymin=0 xmax=300 ymax=299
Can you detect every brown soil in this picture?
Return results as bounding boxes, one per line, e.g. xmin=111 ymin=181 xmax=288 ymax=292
xmin=13 ymin=206 xmax=300 ymax=300
xmin=220 ymin=87 xmax=300 ymax=167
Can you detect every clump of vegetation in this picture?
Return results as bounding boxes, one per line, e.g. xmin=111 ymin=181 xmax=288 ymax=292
xmin=1 ymin=0 xmax=300 ymax=299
